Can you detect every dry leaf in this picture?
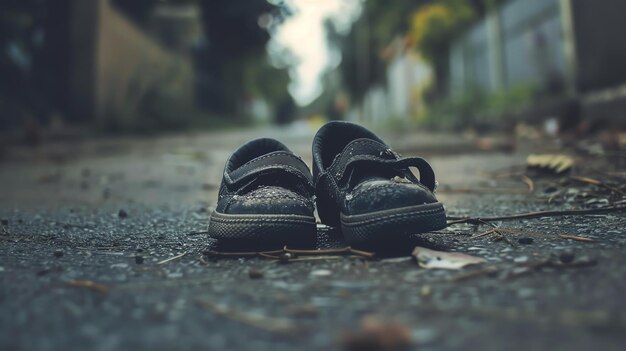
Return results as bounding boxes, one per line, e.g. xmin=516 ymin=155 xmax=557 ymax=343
xmin=412 ymin=247 xmax=486 ymax=270
xmin=526 ymin=154 xmax=574 ymax=173
xmin=340 ymin=316 xmax=413 ymax=351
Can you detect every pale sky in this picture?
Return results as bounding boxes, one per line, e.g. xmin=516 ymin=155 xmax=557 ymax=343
xmin=268 ymin=0 xmax=362 ymax=106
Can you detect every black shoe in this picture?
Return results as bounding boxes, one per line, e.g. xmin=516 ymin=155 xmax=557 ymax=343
xmin=208 ymin=138 xmax=316 ymax=248
xmin=312 ymin=121 xmax=447 ymax=246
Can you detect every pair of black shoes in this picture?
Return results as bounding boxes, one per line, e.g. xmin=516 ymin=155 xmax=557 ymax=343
xmin=208 ymin=121 xmax=447 ymax=249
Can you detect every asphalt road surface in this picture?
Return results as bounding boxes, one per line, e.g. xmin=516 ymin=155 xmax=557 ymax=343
xmin=1 ymin=124 xmax=625 ymax=351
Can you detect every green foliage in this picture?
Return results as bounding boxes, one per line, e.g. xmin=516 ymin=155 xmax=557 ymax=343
xmin=422 ymin=84 xmax=537 ymax=129
xmin=409 ymin=0 xmax=476 ymax=64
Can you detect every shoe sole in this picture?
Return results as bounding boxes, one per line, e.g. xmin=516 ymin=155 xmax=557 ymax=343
xmin=340 ymin=202 xmax=447 ymax=246
xmin=208 ymin=211 xmax=317 ymax=248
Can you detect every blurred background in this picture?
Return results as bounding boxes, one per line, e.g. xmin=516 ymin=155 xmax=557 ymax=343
xmin=1 ymin=0 xmax=625 ymax=143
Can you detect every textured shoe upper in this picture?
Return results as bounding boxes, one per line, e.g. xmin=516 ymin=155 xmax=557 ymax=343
xmin=216 ymin=138 xmax=314 ymax=216
xmin=312 ymin=121 xmax=439 ymax=224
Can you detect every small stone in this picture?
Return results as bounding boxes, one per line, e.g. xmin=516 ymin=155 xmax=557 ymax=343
xmin=135 ymin=255 xmax=144 ymax=264
xmin=517 ymin=288 xmax=534 ymax=298
xmin=518 ymin=237 xmax=534 ymax=245
xmin=248 ymin=268 xmax=264 ymax=279
xmin=279 ymin=252 xmax=293 ymax=264
xmin=110 ymin=263 xmax=129 ymax=269
xmin=513 ymin=256 xmax=529 ymax=263
xmin=54 ymin=249 xmax=64 ymax=258
xmin=559 ymin=251 xmax=575 ymax=264
xmin=310 ymin=269 xmax=332 ymax=277
xmin=166 ymin=272 xmax=183 ymax=279
xmin=118 ymin=209 xmax=128 ymax=219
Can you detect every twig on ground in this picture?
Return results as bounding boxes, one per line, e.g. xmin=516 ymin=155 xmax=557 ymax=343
xmin=470 ymin=229 xmax=496 ymax=239
xmin=558 ymin=234 xmax=595 ymax=242
xmin=521 ymin=174 xmax=535 ymax=193
xmin=570 ymin=175 xmax=625 ymax=195
xmin=195 ymin=299 xmax=299 ymax=335
xmin=438 ymin=187 xmax=529 ymax=194
xmin=447 ymin=206 xmax=626 ymax=225
xmin=204 ymin=246 xmax=375 ymax=260
xmin=157 ymin=251 xmax=188 ymax=265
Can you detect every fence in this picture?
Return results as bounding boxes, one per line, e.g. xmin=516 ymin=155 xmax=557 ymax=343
xmin=449 ymin=0 xmax=626 ymax=100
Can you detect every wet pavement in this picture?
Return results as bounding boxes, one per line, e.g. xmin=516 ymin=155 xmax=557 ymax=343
xmin=1 ymin=124 xmax=625 ymax=350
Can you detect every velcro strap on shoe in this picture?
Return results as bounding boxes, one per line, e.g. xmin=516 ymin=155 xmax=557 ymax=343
xmin=328 ymin=139 xmax=394 ymax=177
xmin=225 ymin=151 xmax=314 ymax=190
xmin=342 ymin=156 xmax=436 ymax=192
xmin=328 ymin=139 xmax=436 ymax=192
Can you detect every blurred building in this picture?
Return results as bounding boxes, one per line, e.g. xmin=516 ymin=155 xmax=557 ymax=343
xmin=347 ymin=37 xmax=433 ymax=123
xmin=0 ymin=0 xmax=202 ymax=132
xmin=70 ymin=0 xmax=199 ymax=129
xmin=448 ymin=0 xmax=626 ymax=125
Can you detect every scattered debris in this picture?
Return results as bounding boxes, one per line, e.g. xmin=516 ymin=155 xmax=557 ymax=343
xmin=118 ymin=209 xmax=128 ymax=219
xmin=450 ymin=254 xmax=598 ymax=282
xmin=67 ymin=279 xmax=109 ymax=294
xmin=412 ymin=247 xmax=486 ymax=270
xmin=196 ymin=299 xmax=299 ymax=335
xmin=527 ymin=154 xmax=574 ymax=174
xmin=340 ymin=316 xmax=413 ymax=351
